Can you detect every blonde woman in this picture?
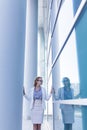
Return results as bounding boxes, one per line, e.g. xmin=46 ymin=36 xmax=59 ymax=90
xmin=23 ymin=76 xmax=52 ymax=130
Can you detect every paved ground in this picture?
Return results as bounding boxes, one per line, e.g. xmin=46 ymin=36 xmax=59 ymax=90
xmin=22 ymin=115 xmax=82 ymax=130
xmin=22 ymin=117 xmax=51 ymax=130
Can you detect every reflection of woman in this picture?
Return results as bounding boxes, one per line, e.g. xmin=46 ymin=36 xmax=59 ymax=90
xmin=23 ymin=76 xmax=52 ymax=130
xmin=53 ymin=77 xmax=74 ymax=130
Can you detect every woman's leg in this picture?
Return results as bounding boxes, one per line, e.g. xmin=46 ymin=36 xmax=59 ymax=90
xmin=33 ymin=124 xmax=38 ymax=130
xmin=37 ymin=124 xmax=41 ymax=130
xmin=68 ymin=124 xmax=72 ymax=130
xmin=64 ymin=124 xmax=69 ymax=130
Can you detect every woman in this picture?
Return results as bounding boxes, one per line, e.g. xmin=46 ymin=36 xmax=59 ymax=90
xmin=23 ymin=76 xmax=52 ymax=130
xmin=53 ymin=77 xmax=74 ymax=130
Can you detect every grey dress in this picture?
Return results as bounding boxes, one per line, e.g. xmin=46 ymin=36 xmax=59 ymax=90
xmin=54 ymin=87 xmax=74 ymax=124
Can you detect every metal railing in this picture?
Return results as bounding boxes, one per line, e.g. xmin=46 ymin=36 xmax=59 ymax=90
xmin=53 ymin=98 xmax=87 ymax=106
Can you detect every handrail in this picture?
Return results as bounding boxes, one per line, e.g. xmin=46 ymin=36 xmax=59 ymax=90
xmin=47 ymin=0 xmax=87 ymax=83
xmin=53 ymin=98 xmax=87 ymax=106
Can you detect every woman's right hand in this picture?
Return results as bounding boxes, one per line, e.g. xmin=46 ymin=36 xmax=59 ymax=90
xmin=50 ymin=87 xmax=55 ymax=94
xmin=23 ymin=87 xmax=25 ymax=95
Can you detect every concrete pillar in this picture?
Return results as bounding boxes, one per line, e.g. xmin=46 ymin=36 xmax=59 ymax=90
xmin=72 ymin=1 xmax=87 ymax=130
xmin=23 ymin=0 xmax=38 ymax=118
xmin=0 ymin=0 xmax=26 ymax=130
xmin=51 ymin=0 xmax=60 ymax=130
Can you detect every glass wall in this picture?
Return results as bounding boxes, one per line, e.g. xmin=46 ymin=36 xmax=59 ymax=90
xmin=46 ymin=0 xmax=87 ymax=130
xmin=58 ymin=0 xmax=79 ymax=84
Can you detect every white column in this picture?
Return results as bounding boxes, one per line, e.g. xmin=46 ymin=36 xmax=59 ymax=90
xmin=0 ymin=0 xmax=26 ymax=130
xmin=51 ymin=1 xmax=60 ymax=130
xmin=23 ymin=0 xmax=38 ymax=118
xmin=38 ymin=28 xmax=45 ymax=83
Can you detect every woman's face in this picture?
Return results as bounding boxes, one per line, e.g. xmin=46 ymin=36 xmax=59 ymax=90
xmin=63 ymin=79 xmax=70 ymax=87
xmin=36 ymin=78 xmax=43 ymax=86
xmin=64 ymin=80 xmax=69 ymax=86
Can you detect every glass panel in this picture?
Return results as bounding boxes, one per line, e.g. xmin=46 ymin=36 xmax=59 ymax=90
xmin=72 ymin=0 xmax=82 ymax=15
xmin=58 ymin=0 xmax=74 ymax=51
xmin=47 ymin=1 xmax=87 ymax=130
xmin=48 ymin=104 xmax=86 ymax=130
